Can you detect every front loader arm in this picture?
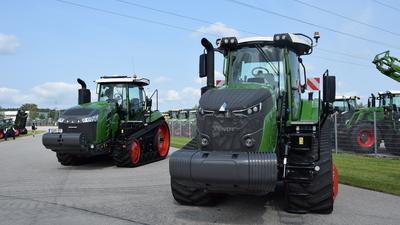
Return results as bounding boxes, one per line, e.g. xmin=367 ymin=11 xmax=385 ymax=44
xmin=372 ymin=51 xmax=400 ymax=82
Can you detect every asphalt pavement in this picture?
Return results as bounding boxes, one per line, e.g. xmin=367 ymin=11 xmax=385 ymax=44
xmin=0 ymin=134 xmax=399 ymax=225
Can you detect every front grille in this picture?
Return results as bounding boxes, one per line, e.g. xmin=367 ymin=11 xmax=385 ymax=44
xmin=59 ymin=122 xmax=97 ymax=143
xmin=198 ymin=113 xmax=264 ymax=152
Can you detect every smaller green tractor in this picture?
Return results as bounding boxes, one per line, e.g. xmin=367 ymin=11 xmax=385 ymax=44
xmin=42 ymin=75 xmax=170 ymax=166
xmin=344 ymin=51 xmax=400 ymax=153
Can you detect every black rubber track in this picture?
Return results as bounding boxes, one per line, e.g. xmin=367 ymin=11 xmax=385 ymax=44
xmin=113 ymin=120 xmax=169 ymax=167
xmin=56 ymin=153 xmax=85 ymax=166
xmin=170 ymin=178 xmax=218 ymax=206
xmin=285 ymin=120 xmax=334 ymax=214
xmin=112 ymin=135 xmax=141 ymax=167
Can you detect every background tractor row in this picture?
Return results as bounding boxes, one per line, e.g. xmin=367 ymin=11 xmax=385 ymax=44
xmin=343 ymin=51 xmax=400 ymax=153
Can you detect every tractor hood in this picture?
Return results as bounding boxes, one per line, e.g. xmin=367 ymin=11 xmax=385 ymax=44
xmin=199 ymin=88 xmax=272 ymax=111
xmin=59 ymin=102 xmax=116 ymax=124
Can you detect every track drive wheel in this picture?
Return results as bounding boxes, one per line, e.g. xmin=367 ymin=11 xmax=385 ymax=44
xmin=154 ymin=122 xmax=170 ymax=158
xmin=171 ymin=178 xmax=218 ymax=206
xmin=56 ymin=153 xmax=85 ymax=166
xmin=285 ymin=120 xmax=335 ymax=214
xmin=113 ymin=137 xmax=142 ymax=167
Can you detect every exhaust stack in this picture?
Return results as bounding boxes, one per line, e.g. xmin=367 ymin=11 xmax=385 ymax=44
xmin=201 ymin=38 xmax=215 ymax=90
xmin=77 ymin=78 xmax=91 ymax=105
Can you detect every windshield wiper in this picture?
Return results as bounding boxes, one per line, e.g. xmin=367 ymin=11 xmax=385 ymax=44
xmin=255 ymin=44 xmax=279 ymax=75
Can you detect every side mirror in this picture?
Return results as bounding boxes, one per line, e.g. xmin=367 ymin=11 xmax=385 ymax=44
xmin=199 ymin=54 xmax=207 ymax=78
xmin=146 ymin=97 xmax=152 ymax=110
xmin=322 ymin=71 xmax=335 ymax=103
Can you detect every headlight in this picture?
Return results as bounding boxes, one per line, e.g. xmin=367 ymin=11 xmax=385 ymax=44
xmin=233 ymin=103 xmax=262 ymax=116
xmin=81 ymin=115 xmax=98 ymax=123
xmin=57 ymin=117 xmax=65 ymax=123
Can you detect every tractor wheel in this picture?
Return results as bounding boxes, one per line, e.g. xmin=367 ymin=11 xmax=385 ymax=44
xmin=171 ymin=178 xmax=218 ymax=206
xmin=285 ymin=120 xmax=335 ymax=214
xmin=113 ymin=137 xmax=142 ymax=167
xmin=56 ymin=153 xmax=84 ymax=166
xmin=0 ymin=130 xmax=4 ymax=139
xmin=154 ymin=122 xmax=170 ymax=158
xmin=350 ymin=124 xmax=380 ymax=153
xmin=14 ymin=129 xmax=20 ymax=137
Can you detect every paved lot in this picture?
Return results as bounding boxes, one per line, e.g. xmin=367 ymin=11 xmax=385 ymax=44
xmin=0 ymin=135 xmax=399 ymax=225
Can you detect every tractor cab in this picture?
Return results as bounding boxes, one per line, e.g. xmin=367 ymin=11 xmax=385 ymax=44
xmin=377 ymin=90 xmax=400 ymax=111
xmin=96 ymin=76 xmax=151 ymax=120
xmin=333 ymin=96 xmax=360 ymax=113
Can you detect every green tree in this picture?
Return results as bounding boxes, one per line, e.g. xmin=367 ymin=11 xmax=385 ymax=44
xmin=21 ymin=103 xmax=39 ymax=120
xmin=48 ymin=109 xmax=57 ymax=120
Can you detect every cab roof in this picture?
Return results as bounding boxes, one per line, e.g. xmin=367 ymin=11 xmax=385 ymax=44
xmin=96 ymin=75 xmax=150 ymax=86
xmin=378 ymin=90 xmax=400 ymax=95
xmin=335 ymin=95 xmax=360 ymax=100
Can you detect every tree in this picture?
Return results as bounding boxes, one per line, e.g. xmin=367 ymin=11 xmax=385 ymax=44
xmin=21 ymin=103 xmax=39 ymax=120
xmin=48 ymin=109 xmax=57 ymax=120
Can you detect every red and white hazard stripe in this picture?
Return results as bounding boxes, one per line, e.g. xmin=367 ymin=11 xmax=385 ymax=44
xmin=307 ymin=77 xmax=320 ymax=91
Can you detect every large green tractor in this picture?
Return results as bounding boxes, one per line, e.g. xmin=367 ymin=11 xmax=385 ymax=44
xmin=42 ymin=76 xmax=170 ymax=166
xmin=344 ymin=51 xmax=400 ymax=153
xmin=169 ymin=33 xmax=338 ymax=213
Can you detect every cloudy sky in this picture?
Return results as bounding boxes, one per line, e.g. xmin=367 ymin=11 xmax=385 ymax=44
xmin=1 ymin=0 xmax=399 ymax=111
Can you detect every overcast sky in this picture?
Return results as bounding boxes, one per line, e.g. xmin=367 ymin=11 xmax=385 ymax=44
xmin=1 ymin=0 xmax=399 ymax=111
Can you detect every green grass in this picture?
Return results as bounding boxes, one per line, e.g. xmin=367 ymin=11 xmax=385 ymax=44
xmin=333 ymin=153 xmax=400 ymax=196
xmin=170 ymin=136 xmax=400 ymax=196
xmin=171 ymin=136 xmax=191 ymax=149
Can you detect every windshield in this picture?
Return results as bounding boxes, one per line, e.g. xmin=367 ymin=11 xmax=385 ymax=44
xmin=225 ymin=45 xmax=283 ymax=90
xmin=170 ymin=111 xmax=179 ymax=119
xmin=98 ymin=83 xmax=126 ymax=106
xmin=178 ymin=112 xmax=188 ymax=120
xmin=333 ymin=100 xmax=347 ymax=112
xmin=380 ymin=94 xmax=400 ymax=106
xmin=188 ymin=112 xmax=196 ymax=119
xmin=348 ymin=99 xmax=357 ymax=110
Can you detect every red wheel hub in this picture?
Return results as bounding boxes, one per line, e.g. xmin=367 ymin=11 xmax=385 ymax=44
xmin=157 ymin=123 xmax=170 ymax=157
xmin=130 ymin=140 xmax=141 ymax=164
xmin=0 ymin=132 xmax=4 ymax=139
xmin=332 ymin=163 xmax=339 ymax=200
xmin=356 ymin=129 xmax=374 ymax=148
xmin=15 ymin=129 xmax=20 ymax=136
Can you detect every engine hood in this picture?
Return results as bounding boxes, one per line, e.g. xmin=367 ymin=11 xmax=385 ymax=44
xmin=59 ymin=102 xmax=116 ymax=122
xmin=199 ymin=88 xmax=272 ymax=111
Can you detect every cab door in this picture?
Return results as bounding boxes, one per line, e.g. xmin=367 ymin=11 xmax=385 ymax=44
xmin=128 ymin=84 xmax=145 ymax=120
xmin=288 ymin=51 xmax=302 ymax=121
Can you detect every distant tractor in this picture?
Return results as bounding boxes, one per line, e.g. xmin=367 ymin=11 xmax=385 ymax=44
xmin=345 ymin=51 xmax=400 ymax=153
xmin=0 ymin=110 xmax=28 ymax=139
xmin=0 ymin=119 xmax=13 ymax=139
xmin=42 ymin=75 xmax=170 ymax=166
xmin=169 ymin=33 xmax=338 ymax=213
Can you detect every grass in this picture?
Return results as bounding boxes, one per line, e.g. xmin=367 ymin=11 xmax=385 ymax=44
xmin=333 ymin=152 xmax=400 ymax=196
xmin=171 ymin=136 xmax=191 ymax=149
xmin=170 ymin=136 xmax=400 ymax=196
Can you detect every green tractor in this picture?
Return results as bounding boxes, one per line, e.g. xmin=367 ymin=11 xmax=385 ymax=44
xmin=344 ymin=51 xmax=400 ymax=153
xmin=42 ymin=75 xmax=170 ymax=166
xmin=169 ymin=33 xmax=338 ymax=213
